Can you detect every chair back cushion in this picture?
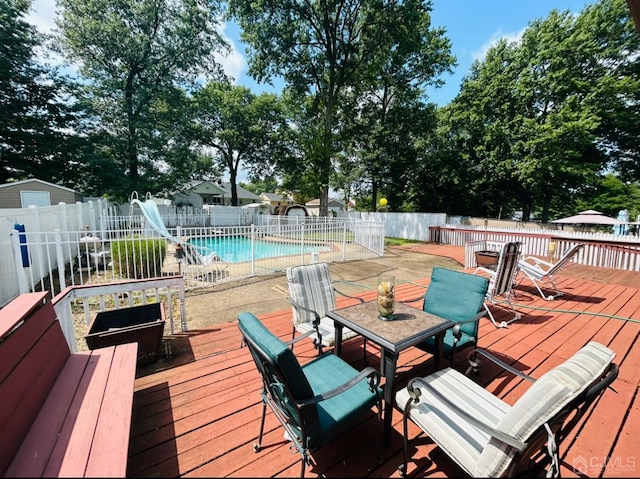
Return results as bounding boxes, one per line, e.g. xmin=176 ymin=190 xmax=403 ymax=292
xmin=423 ymin=267 xmax=489 ymax=337
xmin=287 ymin=263 xmax=337 ymax=326
xmin=475 ymin=341 xmax=616 ymax=477
xmin=238 ymin=312 xmax=316 ymax=431
xmin=491 ymin=242 xmax=521 ymax=296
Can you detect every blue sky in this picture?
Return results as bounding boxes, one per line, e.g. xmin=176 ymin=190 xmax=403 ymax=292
xmin=221 ymin=0 xmax=596 ymax=106
xmin=28 ymin=1 xmax=594 ymax=107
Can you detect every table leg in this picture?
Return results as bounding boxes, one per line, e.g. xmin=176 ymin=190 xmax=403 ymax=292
xmin=334 ymin=321 xmax=344 ymax=357
xmin=382 ymin=348 xmax=398 ymax=448
xmin=434 ymin=332 xmax=445 ymax=371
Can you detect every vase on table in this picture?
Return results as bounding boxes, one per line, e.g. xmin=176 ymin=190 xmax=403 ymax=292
xmin=377 ymin=275 xmax=395 ymax=320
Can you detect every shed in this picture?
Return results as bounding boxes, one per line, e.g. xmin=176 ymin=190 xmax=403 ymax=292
xmin=0 ymin=179 xmax=83 ymax=209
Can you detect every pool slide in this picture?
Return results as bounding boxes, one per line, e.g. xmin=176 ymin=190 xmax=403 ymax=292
xmin=130 ymin=198 xmax=220 ymax=266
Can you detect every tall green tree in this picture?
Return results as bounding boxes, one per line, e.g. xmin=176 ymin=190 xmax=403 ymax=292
xmin=439 ymin=0 xmax=639 ymax=222
xmin=229 ymin=0 xmax=446 ymax=215
xmin=343 ymin=0 xmax=454 ymax=211
xmin=191 ymin=83 xmax=290 ymax=205
xmin=56 ymin=0 xmax=228 ymax=200
xmin=0 ymin=0 xmax=82 ymax=184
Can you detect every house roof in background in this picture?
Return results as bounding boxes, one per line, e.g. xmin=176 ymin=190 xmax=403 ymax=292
xmin=219 ymin=182 xmax=261 ymax=200
xmin=184 ymin=181 xmax=260 ymax=200
xmin=0 ymin=178 xmax=79 ymax=193
xmin=261 ymin=192 xmax=292 ymax=201
xmin=305 ymin=198 xmax=344 ymax=207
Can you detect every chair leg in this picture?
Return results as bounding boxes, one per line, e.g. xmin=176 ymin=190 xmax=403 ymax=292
xmin=483 ymin=303 xmax=510 ymax=329
xmin=399 ymin=400 xmax=413 ymax=476
xmin=254 ymin=401 xmax=267 ymax=452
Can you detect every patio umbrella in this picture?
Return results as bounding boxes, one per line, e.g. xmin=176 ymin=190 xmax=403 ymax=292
xmin=551 ymin=209 xmax=624 ymax=225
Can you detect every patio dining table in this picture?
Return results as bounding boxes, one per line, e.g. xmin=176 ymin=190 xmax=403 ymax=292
xmin=327 ymin=301 xmax=454 ymax=447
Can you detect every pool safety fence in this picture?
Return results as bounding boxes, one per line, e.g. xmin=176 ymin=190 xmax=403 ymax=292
xmin=5 ymin=220 xmax=385 ymax=307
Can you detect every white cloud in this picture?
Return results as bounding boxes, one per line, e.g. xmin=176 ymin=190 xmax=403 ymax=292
xmin=214 ymin=23 xmax=248 ymax=84
xmin=25 ymin=0 xmax=57 ymax=35
xmin=471 ymin=27 xmax=526 ymax=62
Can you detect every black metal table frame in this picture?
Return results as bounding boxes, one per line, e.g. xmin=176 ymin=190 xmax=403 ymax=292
xmin=327 ymin=301 xmax=454 ymax=448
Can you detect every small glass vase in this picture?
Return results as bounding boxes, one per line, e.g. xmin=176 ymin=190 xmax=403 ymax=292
xmin=376 ymin=275 xmax=395 ymax=320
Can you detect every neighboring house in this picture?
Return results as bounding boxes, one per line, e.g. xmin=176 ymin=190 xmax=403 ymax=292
xmin=0 ymin=179 xmax=83 ymax=209
xmin=305 ymin=198 xmax=345 ymax=217
xmin=260 ymin=192 xmax=294 ymax=213
xmin=173 ymin=181 xmax=261 ymax=207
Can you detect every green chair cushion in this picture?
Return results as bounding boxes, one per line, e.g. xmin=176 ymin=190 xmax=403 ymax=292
xmin=302 ymin=353 xmax=381 ymax=447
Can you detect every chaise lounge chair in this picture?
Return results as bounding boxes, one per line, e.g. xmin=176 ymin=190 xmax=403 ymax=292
xmin=474 ymin=241 xmax=522 ymax=328
xmin=518 ymin=243 xmax=584 ymax=300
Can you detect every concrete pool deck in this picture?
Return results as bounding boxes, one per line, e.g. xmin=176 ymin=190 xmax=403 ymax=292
xmin=181 ymin=244 xmax=464 ymax=329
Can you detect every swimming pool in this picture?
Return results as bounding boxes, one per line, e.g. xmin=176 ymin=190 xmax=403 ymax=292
xmin=187 ymin=236 xmax=330 ymax=263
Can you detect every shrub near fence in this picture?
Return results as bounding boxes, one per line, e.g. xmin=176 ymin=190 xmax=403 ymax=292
xmin=111 ymin=238 xmax=167 ymax=279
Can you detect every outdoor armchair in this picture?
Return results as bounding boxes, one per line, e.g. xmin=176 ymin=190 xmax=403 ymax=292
xmin=518 ymin=243 xmax=585 ymax=300
xmin=237 ymin=311 xmax=382 ymax=478
xmin=396 ymin=341 xmax=618 ymax=478
xmin=286 ymin=262 xmax=368 ymax=359
xmin=401 ymin=267 xmax=489 ymax=367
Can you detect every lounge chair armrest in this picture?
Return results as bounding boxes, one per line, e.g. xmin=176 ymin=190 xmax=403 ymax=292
xmin=297 ymin=366 xmax=381 ymax=407
xmin=406 ymin=377 xmax=528 ymax=452
xmin=467 ymin=348 xmax=536 ymax=382
xmin=474 ymin=266 xmax=496 ymax=277
xmin=284 ymin=329 xmax=317 ymax=347
xmin=451 ymin=311 xmax=487 ymax=339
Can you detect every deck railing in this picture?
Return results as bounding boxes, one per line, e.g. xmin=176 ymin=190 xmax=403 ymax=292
xmin=431 ymin=225 xmax=640 ymax=271
xmin=52 ymin=276 xmax=186 ymax=353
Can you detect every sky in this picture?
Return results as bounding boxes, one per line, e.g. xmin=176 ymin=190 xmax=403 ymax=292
xmin=26 ymin=0 xmax=595 ymax=107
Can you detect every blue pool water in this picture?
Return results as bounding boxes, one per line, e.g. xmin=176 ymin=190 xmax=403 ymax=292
xmin=187 ymin=236 xmax=329 ymax=263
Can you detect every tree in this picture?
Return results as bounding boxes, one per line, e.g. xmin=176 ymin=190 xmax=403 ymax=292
xmin=343 ymin=0 xmax=454 ymax=211
xmin=0 ymin=0 xmax=83 ymax=184
xmin=229 ymin=0 xmax=423 ymax=215
xmin=191 ymin=83 xmax=290 ymax=205
xmin=439 ymin=0 xmax=639 ymax=222
xmin=56 ymin=0 xmax=228 ymax=200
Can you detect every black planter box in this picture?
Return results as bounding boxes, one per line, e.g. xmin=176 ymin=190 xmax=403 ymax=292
xmin=85 ymin=303 xmax=165 ymax=366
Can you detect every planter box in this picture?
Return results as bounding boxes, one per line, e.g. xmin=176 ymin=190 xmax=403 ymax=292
xmin=475 ymin=250 xmax=499 ymax=268
xmin=85 ymin=303 xmax=165 ymax=366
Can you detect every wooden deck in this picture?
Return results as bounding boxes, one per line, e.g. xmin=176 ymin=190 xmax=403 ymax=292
xmin=127 ymin=244 xmax=640 ymax=478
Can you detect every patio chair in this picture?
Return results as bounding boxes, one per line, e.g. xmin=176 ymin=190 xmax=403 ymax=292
xmin=401 ymin=267 xmax=489 ymax=368
xmin=518 ymin=243 xmax=585 ymax=300
xmin=474 ymin=241 xmax=522 ymax=329
xmin=286 ymin=262 xmax=368 ymax=360
xmin=237 ymin=311 xmax=382 ymax=478
xmin=396 ymin=341 xmax=618 ymax=478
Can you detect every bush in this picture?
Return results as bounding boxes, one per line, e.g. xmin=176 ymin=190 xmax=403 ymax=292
xmin=111 ymin=239 xmax=166 ymax=279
